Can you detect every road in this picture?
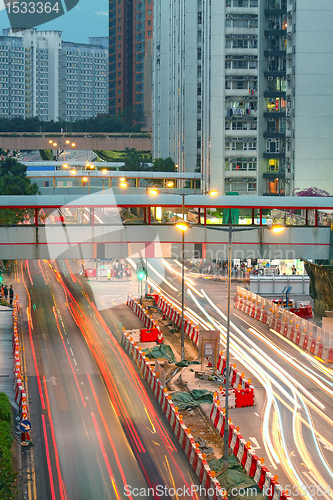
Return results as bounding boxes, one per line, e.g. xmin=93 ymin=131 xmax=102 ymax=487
xmin=20 ymin=260 xmax=201 ymax=500
xmin=143 ymin=259 xmax=333 ymax=500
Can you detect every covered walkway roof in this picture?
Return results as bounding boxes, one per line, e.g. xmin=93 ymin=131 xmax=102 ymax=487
xmin=0 ymin=194 xmax=332 ymax=210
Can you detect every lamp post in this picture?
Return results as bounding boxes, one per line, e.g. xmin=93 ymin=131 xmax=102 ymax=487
xmin=48 ymin=139 xmax=76 ymax=165
xmin=175 ymin=220 xmax=191 ymax=360
xmin=206 ymin=222 xmax=285 ymax=471
xmin=148 ymin=188 xmax=218 ymax=361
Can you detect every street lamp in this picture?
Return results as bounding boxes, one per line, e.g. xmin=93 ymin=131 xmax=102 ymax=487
xmin=148 ymin=188 xmax=218 ymax=361
xmin=175 ymin=220 xmax=191 ymax=360
xmin=212 ymin=222 xmax=285 ymax=471
xmin=49 ymin=139 xmax=75 ymax=163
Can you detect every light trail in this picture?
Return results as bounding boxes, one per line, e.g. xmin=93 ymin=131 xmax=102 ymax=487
xmin=198 ymin=288 xmax=333 ymax=497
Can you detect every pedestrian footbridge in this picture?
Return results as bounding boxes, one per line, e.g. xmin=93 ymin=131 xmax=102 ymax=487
xmin=0 ymin=194 xmax=331 ymax=260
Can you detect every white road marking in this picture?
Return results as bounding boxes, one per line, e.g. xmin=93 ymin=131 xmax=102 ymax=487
xmin=70 ymin=347 xmax=74 ymax=356
xmin=73 ymin=358 xmax=77 ymax=366
xmin=249 ymin=437 xmax=261 ymax=450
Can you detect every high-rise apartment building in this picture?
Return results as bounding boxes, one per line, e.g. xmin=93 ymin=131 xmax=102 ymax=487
xmin=153 ymin=0 xmax=333 ymax=195
xmin=109 ymin=0 xmax=153 ymax=125
xmin=0 ymin=29 xmax=108 ymax=122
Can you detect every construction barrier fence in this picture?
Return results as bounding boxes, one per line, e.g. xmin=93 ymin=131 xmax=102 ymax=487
xmin=235 ymin=287 xmax=333 ymax=363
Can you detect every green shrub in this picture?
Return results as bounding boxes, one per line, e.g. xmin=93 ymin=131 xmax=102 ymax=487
xmin=0 ymin=449 xmax=16 ymax=500
xmin=0 ymin=393 xmax=16 ymax=500
xmin=0 ymin=393 xmax=11 ymax=422
xmin=0 ymin=421 xmax=13 ymax=451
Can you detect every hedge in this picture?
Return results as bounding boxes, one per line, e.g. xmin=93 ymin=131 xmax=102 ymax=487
xmin=0 ymin=393 xmax=16 ymax=500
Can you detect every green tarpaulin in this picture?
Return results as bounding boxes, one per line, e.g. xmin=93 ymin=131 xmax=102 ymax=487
xmin=171 ymin=389 xmax=214 ymax=410
xmin=142 ymin=344 xmax=175 ymax=363
xmin=175 ymin=360 xmax=201 ymax=367
xmin=209 ymin=456 xmax=268 ymax=500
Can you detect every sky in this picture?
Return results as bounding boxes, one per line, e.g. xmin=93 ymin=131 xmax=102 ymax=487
xmin=0 ymin=0 xmax=108 ymax=43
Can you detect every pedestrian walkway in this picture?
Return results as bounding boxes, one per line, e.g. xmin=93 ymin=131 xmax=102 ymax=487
xmin=0 ymin=306 xmax=15 ymax=406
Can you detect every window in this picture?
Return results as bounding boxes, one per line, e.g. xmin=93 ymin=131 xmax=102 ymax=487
xmin=118 ymin=27 xmax=121 ymax=31
xmin=148 ymin=20 xmax=151 ymax=25
xmin=118 ymin=62 xmax=121 ymax=67
xmin=148 ymin=9 xmax=152 ymax=15
xmin=197 ymin=66 xmax=201 ymax=77
xmin=118 ymin=89 xmax=121 ymax=94
xmin=197 ymin=30 xmax=202 ymax=43
xmin=118 ymin=18 xmax=121 ymax=22
xmin=148 ymin=31 xmax=152 ymax=36
xmin=248 ymin=181 xmax=257 ymax=192
xmin=118 ymin=45 xmax=121 ymax=49
xmin=233 ymin=39 xmax=248 ymax=49
xmin=197 ymin=48 xmax=201 ymax=60
xmin=197 ymin=84 xmax=201 ymax=96
xmin=232 ymin=142 xmax=245 ymax=151
xmin=233 ymin=18 xmax=248 ymax=28
xmin=198 ymin=12 xmax=202 ymax=24
xmin=232 ymin=162 xmax=246 ymax=171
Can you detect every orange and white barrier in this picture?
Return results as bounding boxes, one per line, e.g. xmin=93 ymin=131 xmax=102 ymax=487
xmin=121 ymin=328 xmax=227 ymax=499
xmin=209 ymin=401 xmax=292 ymax=500
xmin=11 ymin=298 xmax=32 ymax=442
xmin=235 ymin=287 xmax=331 ymax=365
xmin=126 ymin=295 xmax=163 ymax=343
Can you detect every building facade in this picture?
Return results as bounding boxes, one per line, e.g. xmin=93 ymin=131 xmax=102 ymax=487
xmin=153 ymin=0 xmax=333 ymax=195
xmin=0 ymin=29 xmax=108 ymax=122
xmin=109 ymin=0 xmax=153 ymax=126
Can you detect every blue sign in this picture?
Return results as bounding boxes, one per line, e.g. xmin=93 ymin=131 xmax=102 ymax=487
xmin=19 ymin=420 xmax=32 ymax=432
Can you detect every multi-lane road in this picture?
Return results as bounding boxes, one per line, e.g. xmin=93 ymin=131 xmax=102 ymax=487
xmin=19 ymin=260 xmax=201 ymax=500
xmin=15 ymin=258 xmax=333 ymax=500
xmin=143 ymin=259 xmax=333 ymax=500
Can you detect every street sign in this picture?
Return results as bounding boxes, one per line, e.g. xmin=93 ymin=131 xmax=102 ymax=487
xmin=19 ymin=420 xmax=32 ymax=432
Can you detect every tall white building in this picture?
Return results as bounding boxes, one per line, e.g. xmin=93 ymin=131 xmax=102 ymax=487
xmin=286 ymin=0 xmax=333 ymax=193
xmin=153 ymin=0 xmax=333 ymax=195
xmin=0 ymin=29 xmax=108 ymax=122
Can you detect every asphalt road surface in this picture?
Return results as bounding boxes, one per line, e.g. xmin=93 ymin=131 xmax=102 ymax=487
xmin=143 ymin=259 xmax=333 ymax=500
xmin=19 ymin=260 xmax=201 ymax=500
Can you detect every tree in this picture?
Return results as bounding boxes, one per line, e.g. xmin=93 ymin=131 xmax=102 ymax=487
xmin=0 ymin=156 xmax=39 ymax=224
xmin=293 ymin=187 xmax=331 ymax=197
xmin=121 ymin=147 xmax=148 ymax=171
xmin=151 ymin=157 xmax=176 ymax=172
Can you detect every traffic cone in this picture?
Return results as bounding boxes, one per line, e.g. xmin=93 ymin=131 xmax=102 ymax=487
xmin=157 ymin=328 xmax=163 ymax=344
xmin=21 ymin=431 xmax=31 ymax=444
